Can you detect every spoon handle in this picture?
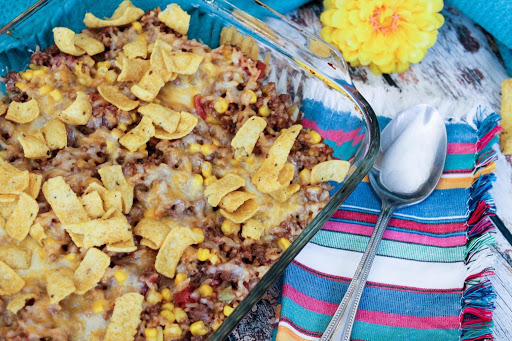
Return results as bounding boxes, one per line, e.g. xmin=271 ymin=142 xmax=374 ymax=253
xmin=320 ymin=203 xmax=396 ymax=341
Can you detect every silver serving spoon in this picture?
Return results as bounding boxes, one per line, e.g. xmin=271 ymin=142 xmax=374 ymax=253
xmin=320 ymin=104 xmax=447 ymax=341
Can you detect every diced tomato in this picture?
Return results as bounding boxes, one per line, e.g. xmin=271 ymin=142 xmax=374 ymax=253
xmin=194 ymin=95 xmax=206 ymax=120
xmin=174 ymin=285 xmax=197 ymax=308
xmin=256 ymin=61 xmax=266 ymax=80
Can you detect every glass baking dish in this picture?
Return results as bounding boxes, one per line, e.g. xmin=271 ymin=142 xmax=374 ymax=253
xmin=0 ymin=0 xmax=380 ymax=339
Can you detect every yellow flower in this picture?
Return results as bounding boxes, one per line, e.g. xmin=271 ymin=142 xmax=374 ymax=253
xmin=321 ymin=0 xmax=444 ymax=74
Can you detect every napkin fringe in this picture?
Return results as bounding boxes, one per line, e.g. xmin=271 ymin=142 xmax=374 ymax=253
xmin=460 ymin=110 xmax=500 ymax=341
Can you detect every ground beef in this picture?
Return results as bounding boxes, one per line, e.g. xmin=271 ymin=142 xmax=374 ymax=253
xmin=140 ymin=303 xmax=162 ymax=329
xmin=30 ymin=45 xmax=59 ymax=66
xmin=127 ymin=204 xmax=144 ymax=226
xmin=250 ymin=244 xmax=268 ymax=266
xmin=187 ymin=303 xmax=212 ymax=325
xmin=156 ymin=198 xmax=186 ymax=218
xmin=139 ymin=270 xmax=159 ymax=296
xmin=276 ymin=215 xmax=310 ymax=238
xmin=2 ymin=71 xmax=27 ymax=101
xmin=96 ymin=26 xmax=120 ymax=49
xmin=10 ymin=92 xmax=29 ymax=103
xmin=87 ymin=93 xmax=133 ymax=131
xmin=48 ymin=53 xmax=79 ymax=70
xmin=263 ymin=83 xmax=298 ymax=133
xmin=140 ymin=9 xmax=182 ymax=37
xmin=88 ymin=103 xmax=120 ymax=130
xmin=305 ymin=185 xmax=331 ymax=203
xmin=289 ymin=131 xmax=334 ymax=171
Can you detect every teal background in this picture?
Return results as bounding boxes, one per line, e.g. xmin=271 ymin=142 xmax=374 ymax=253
xmin=1 ymin=0 xmax=510 ymax=75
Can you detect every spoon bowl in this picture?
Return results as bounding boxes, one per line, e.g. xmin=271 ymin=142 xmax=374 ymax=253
xmin=321 ymin=104 xmax=447 ymax=341
xmin=370 ymin=104 xmax=447 ymax=207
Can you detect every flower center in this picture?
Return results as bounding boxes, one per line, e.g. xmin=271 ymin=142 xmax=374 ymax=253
xmin=369 ymin=6 xmax=400 ymax=34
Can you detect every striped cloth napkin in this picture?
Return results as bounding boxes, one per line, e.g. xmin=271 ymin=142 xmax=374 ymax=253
xmin=274 ymin=110 xmax=500 ymax=341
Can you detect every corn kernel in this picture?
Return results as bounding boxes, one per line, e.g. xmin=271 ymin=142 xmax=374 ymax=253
xmin=111 ymin=129 xmax=124 ymax=140
xmin=201 ymin=62 xmax=214 ymax=74
xmin=212 ymin=138 xmax=221 ymax=147
xmin=246 ymin=154 xmax=256 ymax=165
xmin=201 ymin=162 xmax=212 ymax=177
xmin=212 ymin=320 xmax=221 ymax=331
xmin=76 ymin=159 xmax=88 ymax=169
xmin=164 ymin=324 xmax=182 ymax=338
xmin=161 ymin=288 xmax=172 ymax=302
xmin=258 ymin=104 xmax=270 ymax=117
xmin=201 ymin=144 xmax=217 ymax=157
xmin=132 ymin=21 xmax=143 ymax=32
xmin=205 ymin=115 xmax=218 ymax=124
xmin=105 ymin=70 xmax=118 ymax=83
xmin=65 ymin=253 xmax=77 ymax=262
xmin=20 ymin=70 xmax=33 ymax=81
xmin=189 ymin=143 xmax=201 ymax=153
xmin=160 ymin=309 xmax=175 ymax=323
xmin=162 ymin=302 xmax=174 ymax=311
xmin=197 ymin=248 xmax=210 ymax=262
xmin=114 ymin=270 xmax=128 ymax=283
xmin=77 ymin=76 xmax=92 ymax=86
xmin=92 ymin=300 xmax=105 ymax=314
xmin=145 ymin=328 xmax=158 ymax=338
xmin=192 ymin=228 xmax=204 ymax=243
xmin=15 ymin=81 xmax=28 ymax=90
xmin=144 ymin=208 xmax=156 ymax=218
xmin=230 ymin=159 xmax=241 ymax=166
xmin=209 ymin=254 xmax=220 ymax=265
xmin=214 ymin=98 xmax=228 ymax=114
xmin=299 ymin=169 xmax=311 ymax=185
xmin=48 ymin=89 xmax=63 ymax=102
xmin=97 ymin=67 xmax=108 ymax=77
xmin=223 ymin=305 xmax=234 ymax=317
xmin=97 ymin=61 xmax=111 ymax=69
xmin=199 ymin=284 xmax=213 ymax=297
xmin=204 ymin=175 xmax=217 ymax=186
xmin=191 ymin=174 xmax=203 ymax=188
xmin=190 ymin=321 xmax=208 ymax=336
xmin=309 ymin=130 xmax=322 ymax=144
xmin=173 ymin=307 xmax=187 ymax=322
xmin=277 ymin=237 xmax=291 ymax=251
xmin=33 ymin=69 xmax=45 ymax=77
xmin=137 ymin=33 xmax=147 ymax=41
xmin=118 ymin=123 xmax=127 ymax=132
xmin=244 ymin=90 xmax=257 ymax=104
xmin=146 ymin=289 xmax=163 ymax=304
xmin=221 ymin=220 xmax=240 ymax=235
xmin=174 ymin=273 xmax=188 ymax=286
xmin=38 ymin=84 xmax=53 ymax=96
xmin=29 ymin=64 xmax=40 ymax=70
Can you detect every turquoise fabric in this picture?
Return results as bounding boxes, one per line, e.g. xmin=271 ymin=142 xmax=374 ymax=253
xmin=1 ymin=0 xmax=510 ymax=75
xmin=0 ymin=0 xmax=36 ymax=28
xmin=446 ymin=0 xmax=512 ymax=76
xmin=0 ymin=0 xmax=310 ymax=28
